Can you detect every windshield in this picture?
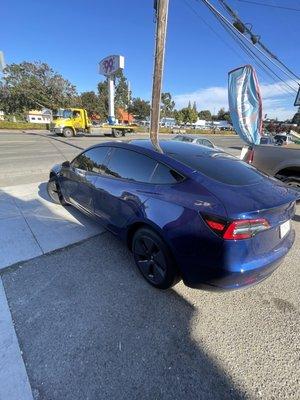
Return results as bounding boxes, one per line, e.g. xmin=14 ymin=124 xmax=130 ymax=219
xmin=62 ymin=110 xmax=73 ymax=119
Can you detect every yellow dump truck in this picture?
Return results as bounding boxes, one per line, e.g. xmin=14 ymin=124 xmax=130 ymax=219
xmin=51 ymin=108 xmax=137 ymax=138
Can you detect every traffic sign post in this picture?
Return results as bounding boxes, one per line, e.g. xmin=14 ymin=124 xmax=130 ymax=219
xmin=99 ymin=55 xmax=124 ymax=124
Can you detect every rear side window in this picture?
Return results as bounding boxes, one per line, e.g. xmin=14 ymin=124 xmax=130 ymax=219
xmin=72 ymin=147 xmax=109 ymax=173
xmin=151 ymin=163 xmax=184 ymax=184
xmin=168 ymin=151 xmax=264 ymax=185
xmin=105 ymin=148 xmax=157 ymax=182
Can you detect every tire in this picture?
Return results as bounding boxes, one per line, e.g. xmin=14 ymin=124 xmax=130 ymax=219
xmin=63 ymin=127 xmax=74 ymax=138
xmin=112 ymin=129 xmax=122 ymax=138
xmin=47 ymin=177 xmax=67 ymax=205
xmin=283 ymin=176 xmax=300 ymax=192
xmin=132 ymin=227 xmax=180 ymax=289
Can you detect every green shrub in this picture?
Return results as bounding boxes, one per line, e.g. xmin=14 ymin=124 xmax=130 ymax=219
xmin=0 ymin=121 xmax=47 ymax=130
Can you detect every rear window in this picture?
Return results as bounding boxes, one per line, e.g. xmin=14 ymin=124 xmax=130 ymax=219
xmin=167 ymin=151 xmax=264 ymax=185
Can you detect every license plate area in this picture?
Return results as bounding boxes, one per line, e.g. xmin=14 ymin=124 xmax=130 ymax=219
xmin=279 ymin=220 xmax=291 ymax=239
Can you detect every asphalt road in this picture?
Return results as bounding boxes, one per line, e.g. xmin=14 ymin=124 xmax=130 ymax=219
xmin=0 ymin=130 xmax=299 ymax=399
xmin=2 ymin=214 xmax=300 ymax=400
xmin=0 ymin=130 xmax=243 ymax=187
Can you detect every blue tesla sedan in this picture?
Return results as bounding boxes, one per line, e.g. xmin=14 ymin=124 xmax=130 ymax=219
xmin=47 ymin=140 xmax=298 ymax=290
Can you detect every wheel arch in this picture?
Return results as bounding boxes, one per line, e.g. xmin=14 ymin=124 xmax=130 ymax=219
xmin=275 ymin=166 xmax=300 ymax=179
xmin=126 ymin=220 xmax=165 ymax=251
xmin=126 ymin=220 xmax=182 ymax=278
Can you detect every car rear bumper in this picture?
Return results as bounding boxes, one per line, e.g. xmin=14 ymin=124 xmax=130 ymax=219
xmin=181 ymin=228 xmax=295 ymax=291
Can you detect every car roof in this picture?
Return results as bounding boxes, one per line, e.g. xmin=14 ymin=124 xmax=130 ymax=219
xmin=129 ymin=139 xmax=215 ymax=155
xmin=87 ymin=139 xmax=217 ymax=177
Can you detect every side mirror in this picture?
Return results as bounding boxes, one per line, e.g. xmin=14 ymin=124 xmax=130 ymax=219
xmin=62 ymin=160 xmax=70 ymax=168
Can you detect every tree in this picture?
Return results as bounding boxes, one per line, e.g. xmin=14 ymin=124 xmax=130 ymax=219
xmin=0 ymin=61 xmax=78 ymax=114
xmin=174 ymin=109 xmax=184 ymax=124
xmin=292 ymin=107 xmax=300 ymax=126
xmin=217 ymin=107 xmax=231 ymax=123
xmin=97 ymin=80 xmax=109 ymax=121
xmin=198 ymin=109 xmax=212 ymax=121
xmin=161 ymin=92 xmax=175 ymax=118
xmin=114 ymin=70 xmax=131 ymax=110
xmin=97 ymin=70 xmax=131 ymax=121
xmin=79 ymin=91 xmax=100 ymax=116
xmin=128 ymin=97 xmax=150 ymax=120
xmin=180 ymin=106 xmax=198 ymax=124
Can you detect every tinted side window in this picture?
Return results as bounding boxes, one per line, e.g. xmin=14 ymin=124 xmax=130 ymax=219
xmin=151 ymin=163 xmax=184 ymax=184
xmin=105 ymin=148 xmax=157 ymax=182
xmin=167 ymin=151 xmax=264 ymax=185
xmin=72 ymin=147 xmax=109 ymax=173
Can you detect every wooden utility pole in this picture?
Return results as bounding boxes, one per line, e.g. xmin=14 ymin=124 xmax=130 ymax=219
xmin=150 ymin=0 xmax=169 ymax=153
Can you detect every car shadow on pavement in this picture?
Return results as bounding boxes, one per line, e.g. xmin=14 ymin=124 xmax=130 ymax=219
xmin=2 ymin=232 xmax=246 ymax=400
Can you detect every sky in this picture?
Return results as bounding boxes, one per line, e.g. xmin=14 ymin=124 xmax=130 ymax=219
xmin=1 ymin=0 xmax=299 ymax=119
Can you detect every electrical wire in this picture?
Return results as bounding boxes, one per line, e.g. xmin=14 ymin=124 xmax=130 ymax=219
xmin=185 ymin=0 xmax=295 ymax=95
xmin=219 ymin=0 xmax=300 ymax=81
xmin=237 ymin=0 xmax=300 ymax=12
xmin=183 ymin=0 xmax=249 ymax=63
xmin=198 ymin=0 xmax=299 ymax=91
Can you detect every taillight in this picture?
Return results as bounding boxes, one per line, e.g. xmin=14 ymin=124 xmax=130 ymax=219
xmin=203 ymin=215 xmax=270 ymax=240
xmin=223 ymin=219 xmax=270 ymax=240
xmin=246 ymin=149 xmax=254 ymax=164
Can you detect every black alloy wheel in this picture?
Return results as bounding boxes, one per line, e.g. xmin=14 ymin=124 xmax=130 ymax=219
xmin=132 ymin=228 xmax=180 ymax=289
xmin=47 ymin=177 xmax=67 ymax=205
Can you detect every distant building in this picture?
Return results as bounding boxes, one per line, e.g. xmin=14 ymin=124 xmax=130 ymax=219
xmin=0 ymin=111 xmax=4 ymax=121
xmin=27 ymin=109 xmax=52 ymax=123
xmin=161 ymin=117 xmax=176 ymax=127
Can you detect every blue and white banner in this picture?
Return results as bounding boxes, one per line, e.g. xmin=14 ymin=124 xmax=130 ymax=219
xmin=228 ymin=65 xmax=262 ymax=145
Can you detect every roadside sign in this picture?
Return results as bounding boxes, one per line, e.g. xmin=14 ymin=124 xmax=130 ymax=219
xmin=294 ymin=85 xmax=300 ymax=106
xmin=99 ymin=55 xmax=124 ymax=77
xmin=0 ymin=51 xmax=6 ymax=72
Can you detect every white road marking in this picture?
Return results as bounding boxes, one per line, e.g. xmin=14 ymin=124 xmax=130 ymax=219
xmin=0 ymin=278 xmax=34 ymax=400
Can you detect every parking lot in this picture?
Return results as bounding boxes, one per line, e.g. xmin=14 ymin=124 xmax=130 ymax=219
xmin=0 ymin=130 xmax=299 ymax=400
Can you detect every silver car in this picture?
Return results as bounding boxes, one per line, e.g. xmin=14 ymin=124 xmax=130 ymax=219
xmin=172 ymin=134 xmax=220 ymax=150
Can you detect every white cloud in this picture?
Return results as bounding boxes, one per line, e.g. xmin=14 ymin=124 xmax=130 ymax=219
xmin=174 ymin=80 xmax=298 ymax=120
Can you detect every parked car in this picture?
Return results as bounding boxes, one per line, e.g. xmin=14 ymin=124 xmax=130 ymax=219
xmin=260 ymin=136 xmax=275 ymax=145
xmin=172 ymin=134 xmax=219 ymax=149
xmin=47 ymin=140 xmax=298 ymax=291
xmin=273 ymin=133 xmax=294 ymax=146
xmin=242 ymin=144 xmax=300 ymax=191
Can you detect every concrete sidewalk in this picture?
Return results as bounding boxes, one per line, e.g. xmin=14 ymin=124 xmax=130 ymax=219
xmin=0 ymin=182 xmax=104 ymax=270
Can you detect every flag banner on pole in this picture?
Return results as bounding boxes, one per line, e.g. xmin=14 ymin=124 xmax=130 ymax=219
xmin=228 ymin=65 xmax=262 ymax=145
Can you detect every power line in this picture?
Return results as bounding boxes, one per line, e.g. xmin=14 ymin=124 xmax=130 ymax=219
xmin=210 ymin=6 xmax=297 ymax=95
xmin=198 ymin=0 xmax=299 ymax=91
xmin=218 ymin=0 xmax=300 ymax=81
xmin=183 ymin=0 xmax=248 ymax=63
xmin=237 ymin=0 xmax=300 ymax=12
xmin=185 ymin=0 xmax=296 ymax=94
